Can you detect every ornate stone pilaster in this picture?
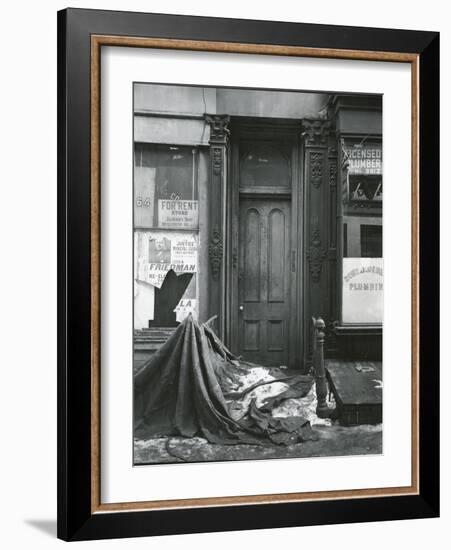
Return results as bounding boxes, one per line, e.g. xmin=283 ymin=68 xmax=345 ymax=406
xmin=328 ymin=147 xmax=338 ymax=188
xmin=306 ymin=227 xmax=327 ymax=282
xmin=301 ymin=118 xmax=332 ymax=147
xmin=208 ymin=225 xmax=223 ymax=281
xmin=328 ymin=146 xmax=338 ymax=249
xmin=302 ymin=118 xmax=330 ymax=289
xmin=206 ymin=114 xmax=230 ymax=175
xmin=205 ymin=115 xmax=230 ymax=335
xmin=310 ymin=151 xmax=324 ymax=188
xmin=206 ymin=114 xmax=230 ymax=143
xmin=302 ymin=117 xmax=332 ymax=368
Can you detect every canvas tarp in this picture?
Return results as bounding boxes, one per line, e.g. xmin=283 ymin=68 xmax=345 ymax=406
xmin=134 ymin=315 xmax=315 ymax=446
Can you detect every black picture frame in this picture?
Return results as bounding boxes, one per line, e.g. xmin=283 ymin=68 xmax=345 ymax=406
xmin=57 ymin=8 xmax=439 ymax=541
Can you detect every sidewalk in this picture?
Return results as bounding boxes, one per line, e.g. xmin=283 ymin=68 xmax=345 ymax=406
xmin=134 ymin=423 xmax=382 ymax=464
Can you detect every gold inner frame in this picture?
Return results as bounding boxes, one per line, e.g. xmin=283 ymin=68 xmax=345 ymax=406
xmin=90 ymin=35 xmax=420 ymax=514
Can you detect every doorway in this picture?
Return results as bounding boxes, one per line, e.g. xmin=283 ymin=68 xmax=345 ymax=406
xmin=228 ymin=125 xmax=302 ymax=368
xmin=238 ymin=198 xmax=291 ymax=366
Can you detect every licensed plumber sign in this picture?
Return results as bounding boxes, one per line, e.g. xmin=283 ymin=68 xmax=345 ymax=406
xmin=342 ymin=258 xmax=383 ymax=324
xmin=158 ymin=199 xmax=199 ymax=229
xmin=345 ymin=145 xmax=382 ymax=175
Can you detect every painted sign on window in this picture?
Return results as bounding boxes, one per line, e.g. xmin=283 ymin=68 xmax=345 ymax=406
xmin=134 ymin=166 xmax=156 ymax=227
xmin=157 ymin=199 xmax=199 ymax=229
xmin=342 ymin=258 xmax=383 ymax=324
xmin=344 ymin=144 xmax=382 ymax=175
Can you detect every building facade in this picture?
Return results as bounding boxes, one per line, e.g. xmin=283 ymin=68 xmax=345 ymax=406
xmin=133 ymin=84 xmax=382 ymax=371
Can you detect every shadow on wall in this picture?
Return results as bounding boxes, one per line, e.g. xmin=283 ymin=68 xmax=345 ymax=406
xmin=24 ymin=519 xmax=57 ymax=538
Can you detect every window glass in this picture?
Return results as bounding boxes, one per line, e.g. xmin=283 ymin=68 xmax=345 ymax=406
xmin=134 ymin=145 xmax=199 ymax=230
xmin=134 ymin=144 xmax=199 ymax=329
xmin=342 ymin=139 xmax=382 ymax=259
xmin=341 ymin=138 xmax=383 ymax=324
xmin=343 ymin=216 xmax=382 ymax=258
xmin=240 ymin=142 xmax=291 ymax=188
xmin=348 ymin=175 xmax=382 ymax=204
xmin=361 ymin=225 xmax=382 ymax=258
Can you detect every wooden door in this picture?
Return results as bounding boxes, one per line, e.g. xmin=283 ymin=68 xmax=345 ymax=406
xmin=238 ymin=198 xmax=291 ymax=366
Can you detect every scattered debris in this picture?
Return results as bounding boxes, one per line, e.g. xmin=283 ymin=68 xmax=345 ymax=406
xmin=134 ymin=316 xmax=382 ymax=464
xmin=135 ymin=315 xmax=315 ymax=447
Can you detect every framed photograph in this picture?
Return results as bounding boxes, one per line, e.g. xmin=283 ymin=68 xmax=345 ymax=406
xmin=57 ymin=8 xmax=439 ymax=541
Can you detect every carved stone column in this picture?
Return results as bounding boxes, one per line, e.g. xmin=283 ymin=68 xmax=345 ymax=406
xmin=302 ymin=118 xmax=331 ymax=368
xmin=205 ymin=115 xmax=230 ymax=337
xmin=328 ymin=144 xmax=339 ymax=353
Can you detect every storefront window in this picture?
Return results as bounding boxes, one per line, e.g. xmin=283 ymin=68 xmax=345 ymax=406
xmin=360 ymin=225 xmax=382 ymax=258
xmin=134 ymin=144 xmax=200 ymax=329
xmin=341 ymin=139 xmax=383 ymax=324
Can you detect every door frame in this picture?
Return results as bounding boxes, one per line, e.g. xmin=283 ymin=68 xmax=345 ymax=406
xmin=225 ymin=117 xmax=304 ymax=369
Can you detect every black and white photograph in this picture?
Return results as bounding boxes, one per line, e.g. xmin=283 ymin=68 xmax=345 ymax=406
xmin=0 ymin=0 xmax=444 ymax=546
xmin=132 ymin=83 xmax=383 ymax=465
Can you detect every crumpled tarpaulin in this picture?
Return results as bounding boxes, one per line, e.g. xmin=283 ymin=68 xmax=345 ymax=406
xmin=134 ymin=315 xmax=316 ymax=446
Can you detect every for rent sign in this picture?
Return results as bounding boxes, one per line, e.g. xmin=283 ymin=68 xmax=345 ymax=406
xmin=158 ymin=199 xmax=199 ymax=229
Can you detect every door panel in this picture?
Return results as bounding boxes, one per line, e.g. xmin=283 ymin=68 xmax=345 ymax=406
xmin=268 ymin=208 xmax=285 ymax=303
xmin=243 ymin=208 xmax=261 ymax=302
xmin=239 ymin=199 xmax=291 ymax=366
